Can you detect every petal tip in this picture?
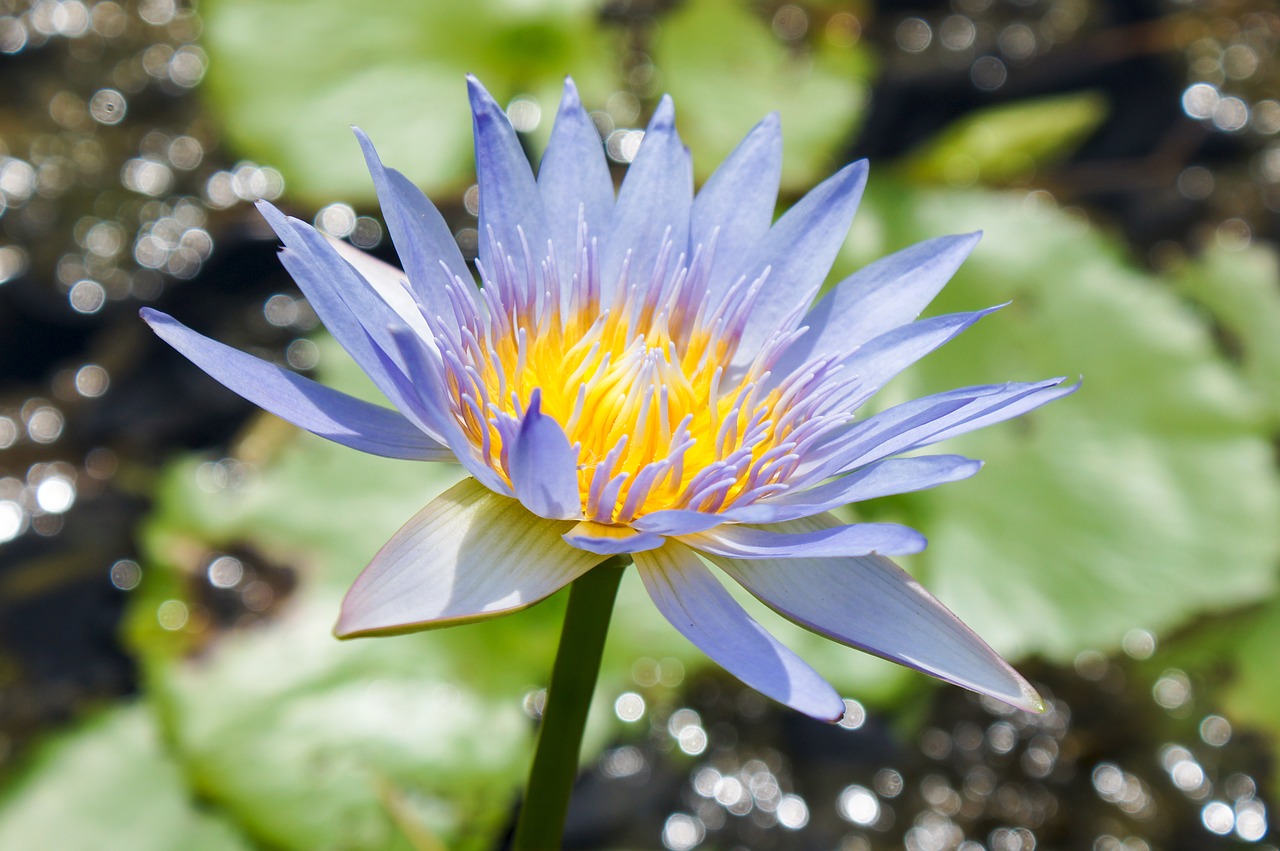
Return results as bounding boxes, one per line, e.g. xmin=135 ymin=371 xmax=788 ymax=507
xmin=560 ymin=75 xmax=582 ymax=104
xmin=467 ymin=75 xmax=499 ymax=112
xmin=1016 ymin=680 xmax=1047 ymax=714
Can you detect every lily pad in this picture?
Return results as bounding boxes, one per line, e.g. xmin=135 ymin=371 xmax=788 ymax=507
xmin=1172 ymin=244 xmax=1280 ymax=425
xmin=0 ymin=704 xmax=252 ymax=851
xmin=903 ymin=92 xmax=1108 ymax=186
xmin=651 ymin=0 xmax=875 ymax=190
xmin=836 ymin=178 xmax=1280 ymax=662
xmin=199 ymin=0 xmax=618 ymax=203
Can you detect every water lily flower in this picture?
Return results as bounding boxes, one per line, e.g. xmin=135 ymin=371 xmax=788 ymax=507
xmin=143 ymin=76 xmax=1074 ymax=722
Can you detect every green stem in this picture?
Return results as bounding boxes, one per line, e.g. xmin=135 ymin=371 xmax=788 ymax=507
xmin=511 ymin=556 xmax=627 ymax=851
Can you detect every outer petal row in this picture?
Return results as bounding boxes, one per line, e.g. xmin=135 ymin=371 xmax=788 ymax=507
xmin=776 ymin=232 xmax=982 ymax=374
xmin=634 ymin=541 xmax=847 ymax=721
xmin=141 ymin=309 xmax=451 ymax=462
xmin=336 ymin=478 xmax=607 ymax=638
xmin=706 ymin=513 xmax=1044 ymax=713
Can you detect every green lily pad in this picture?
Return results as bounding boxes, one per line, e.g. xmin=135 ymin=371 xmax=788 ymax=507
xmin=1172 ymin=244 xmax=1280 ymax=425
xmin=903 ymin=92 xmax=1108 ymax=185
xmin=651 ymin=0 xmax=875 ymax=190
xmin=199 ymin=0 xmax=618 ymax=203
xmin=836 ymin=178 xmax=1280 ymax=662
xmin=0 ymin=704 xmax=252 ymax=851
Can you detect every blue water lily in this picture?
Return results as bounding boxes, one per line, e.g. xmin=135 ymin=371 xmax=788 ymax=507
xmin=143 ymin=76 xmax=1074 ymax=722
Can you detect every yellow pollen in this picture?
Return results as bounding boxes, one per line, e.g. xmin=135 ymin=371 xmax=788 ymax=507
xmin=456 ymin=300 xmax=793 ymax=522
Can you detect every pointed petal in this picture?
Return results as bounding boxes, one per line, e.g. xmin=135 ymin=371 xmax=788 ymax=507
xmin=352 ymin=128 xmax=471 ymax=319
xmin=634 ymin=541 xmax=845 ymax=721
xmin=336 ymin=478 xmax=606 ymax=637
xmin=798 ymin=379 xmax=1074 ymax=485
xmin=631 ymin=509 xmax=726 ymax=536
xmin=921 ymin=379 xmax=1081 ymax=446
xmin=469 ymin=76 xmax=548 ymax=278
xmin=324 ymin=235 xmax=434 ymax=342
xmin=682 ymin=522 xmax=926 ymax=559
xmin=539 ymin=77 xmax=614 ymax=286
xmin=142 ymin=309 xmax=451 ymax=461
xmin=386 ymin=325 xmax=512 ymax=496
xmin=257 ymin=202 xmax=412 ymax=401
xmin=730 ymin=160 xmax=869 ymax=368
xmin=725 ymin=455 xmax=982 ymax=524
xmin=778 ymin=232 xmax=981 ymax=372
xmin=601 ymin=96 xmax=692 ymax=303
xmin=709 ymin=514 xmax=1044 ymax=712
xmin=509 ymin=389 xmax=582 ymax=520
xmin=692 ymin=113 xmax=782 ymax=299
xmin=813 ymin=306 xmax=1004 ymax=415
xmin=562 ymin=520 xmax=665 ymax=555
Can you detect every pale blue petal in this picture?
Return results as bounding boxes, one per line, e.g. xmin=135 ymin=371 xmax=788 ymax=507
xmin=336 ymin=478 xmax=606 ymax=637
xmin=631 ymin=509 xmax=726 ymax=536
xmin=562 ymin=521 xmax=665 ymax=555
xmin=813 ymin=306 xmax=1004 ymax=414
xmin=634 ymin=541 xmax=846 ymax=721
xmin=538 ymin=78 xmax=614 ymax=287
xmin=508 ymin=389 xmax=582 ymax=520
xmin=386 ymin=326 xmax=513 ymax=496
xmin=682 ymin=522 xmax=926 ymax=559
xmin=324 ymin=236 xmax=434 ymax=341
xmin=257 ymin=202 xmax=411 ymax=395
xmin=692 ymin=113 xmax=782 ymax=299
xmin=921 ymin=380 xmax=1080 ymax=446
xmin=725 ymin=455 xmax=982 ymax=523
xmin=352 ymin=128 xmax=471 ymax=318
xmin=601 ymin=96 xmax=692 ymax=304
xmin=468 ymin=76 xmax=549 ymax=277
xmin=777 ymin=232 xmax=981 ymax=373
xmin=709 ymin=514 xmax=1044 ymax=712
xmin=142 ymin=309 xmax=452 ymax=461
xmin=731 ymin=160 xmax=869 ymax=368
xmin=799 ymin=379 xmax=1073 ymax=485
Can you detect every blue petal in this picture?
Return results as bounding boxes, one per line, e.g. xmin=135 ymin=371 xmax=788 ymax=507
xmin=562 ymin=521 xmax=665 ymax=555
xmin=386 ymin=325 xmax=513 ymax=497
xmin=324 ymin=236 xmax=435 ymax=341
xmin=726 ymin=455 xmax=982 ymax=523
xmin=142 ymin=309 xmax=452 ymax=461
xmin=922 ymin=380 xmax=1081 ymax=445
xmin=508 ymin=389 xmax=582 ymax=520
xmin=708 ymin=514 xmax=1044 ymax=712
xmin=601 ymin=96 xmax=692 ymax=304
xmin=538 ymin=78 xmax=614 ymax=289
xmin=799 ymin=379 xmax=1075 ymax=485
xmin=468 ymin=76 xmax=549 ymax=279
xmin=812 ymin=306 xmax=1004 ymax=414
xmin=634 ymin=541 xmax=846 ymax=721
xmin=777 ymin=232 xmax=981 ymax=373
xmin=730 ymin=160 xmax=869 ymax=368
xmin=352 ymin=128 xmax=472 ymax=320
xmin=631 ymin=509 xmax=726 ymax=536
xmin=257 ymin=202 xmax=414 ymax=407
xmin=682 ymin=522 xmax=926 ymax=559
xmin=337 ymin=478 xmax=606 ymax=637
xmin=692 ymin=113 xmax=782 ymax=299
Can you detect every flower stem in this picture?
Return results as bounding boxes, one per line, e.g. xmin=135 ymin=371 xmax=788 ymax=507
xmin=511 ymin=556 xmax=627 ymax=851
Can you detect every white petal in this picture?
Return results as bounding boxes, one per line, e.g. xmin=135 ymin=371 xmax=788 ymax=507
xmin=336 ymin=478 xmax=607 ymax=637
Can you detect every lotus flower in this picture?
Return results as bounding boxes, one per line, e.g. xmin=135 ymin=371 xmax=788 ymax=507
xmin=143 ymin=76 xmax=1074 ymax=721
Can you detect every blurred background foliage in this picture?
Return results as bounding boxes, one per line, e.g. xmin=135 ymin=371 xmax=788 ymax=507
xmin=2 ymin=0 xmax=1280 ymax=848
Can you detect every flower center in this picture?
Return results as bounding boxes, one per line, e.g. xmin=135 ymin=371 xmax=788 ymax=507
xmin=435 ymin=234 xmax=831 ymax=524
